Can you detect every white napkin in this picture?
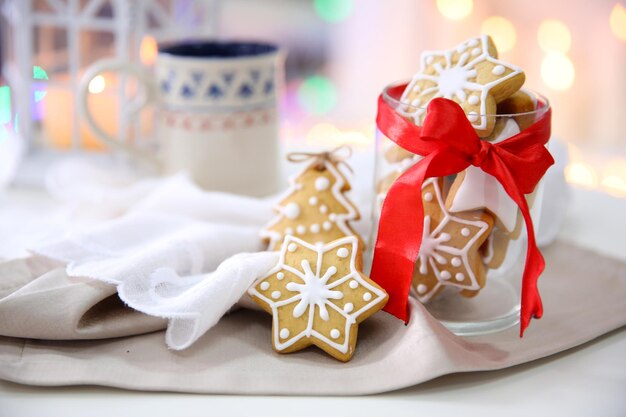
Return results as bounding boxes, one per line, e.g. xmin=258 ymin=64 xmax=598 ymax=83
xmin=33 ymin=171 xmax=278 ymax=350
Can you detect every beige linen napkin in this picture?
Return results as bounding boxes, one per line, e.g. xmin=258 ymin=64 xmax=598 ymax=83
xmin=1 ymin=241 xmax=624 ymax=395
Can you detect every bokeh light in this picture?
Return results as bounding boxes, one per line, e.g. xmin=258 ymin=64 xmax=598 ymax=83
xmin=610 ymin=3 xmax=626 ymax=42
xmin=88 ymin=75 xmax=106 ymax=94
xmin=297 ymin=75 xmax=337 ymax=115
xmin=33 ymin=65 xmax=49 ymax=102
xmin=541 ymin=52 xmax=575 ymax=90
xmin=0 ymin=86 xmax=11 ymax=125
xmin=314 ymin=0 xmax=354 ymax=23
xmin=481 ymin=16 xmax=516 ymax=52
xmin=305 ymin=122 xmax=373 ymax=149
xmin=436 ymin=0 xmax=473 ymax=21
xmin=538 ymin=19 xmax=572 ymax=53
xmin=140 ymin=35 xmax=158 ymax=65
xmin=33 ymin=66 xmax=48 ymax=81
xmin=601 ymin=175 xmax=626 ymax=197
xmin=565 ymin=162 xmax=597 ymax=188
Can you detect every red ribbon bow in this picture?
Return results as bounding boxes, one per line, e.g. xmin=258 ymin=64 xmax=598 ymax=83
xmin=371 ymin=85 xmax=553 ymax=336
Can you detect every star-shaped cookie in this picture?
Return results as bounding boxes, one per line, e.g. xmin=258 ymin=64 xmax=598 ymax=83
xmin=248 ymin=235 xmax=387 ymax=362
xmin=400 ymin=35 xmax=525 ymax=137
xmin=412 ymin=178 xmax=494 ymax=302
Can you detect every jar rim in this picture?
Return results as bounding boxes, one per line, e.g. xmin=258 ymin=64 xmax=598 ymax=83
xmin=381 ymin=80 xmax=550 ymax=118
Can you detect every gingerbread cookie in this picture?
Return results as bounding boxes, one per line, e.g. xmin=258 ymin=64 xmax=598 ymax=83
xmin=400 ymin=35 xmax=525 ymax=137
xmin=412 ymin=178 xmax=494 ymax=303
xmin=248 ymin=235 xmax=388 ymax=362
xmin=261 ymin=156 xmax=363 ymax=253
xmin=497 ymin=89 xmax=538 ymax=131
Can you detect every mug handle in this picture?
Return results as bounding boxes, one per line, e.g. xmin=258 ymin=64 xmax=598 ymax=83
xmin=78 ymin=58 xmax=160 ymax=167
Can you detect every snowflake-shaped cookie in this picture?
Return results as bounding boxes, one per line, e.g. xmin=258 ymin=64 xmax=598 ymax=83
xmin=412 ymin=178 xmax=494 ymax=303
xmin=248 ymin=235 xmax=387 ymax=362
xmin=400 ymin=35 xmax=525 ymax=137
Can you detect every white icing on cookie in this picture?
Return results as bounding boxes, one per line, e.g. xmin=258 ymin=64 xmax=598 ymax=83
xmin=315 ymin=177 xmax=330 ymax=191
xmin=286 ymin=261 xmax=342 ymax=321
xmin=308 ymin=196 xmax=318 ymax=205
xmin=337 ymin=248 xmax=349 ymax=258
xmin=492 ymin=65 xmax=505 ymax=75
xmin=284 ymin=202 xmax=300 ymax=219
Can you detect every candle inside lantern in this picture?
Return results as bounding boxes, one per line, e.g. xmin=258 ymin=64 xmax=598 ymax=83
xmin=41 ymin=71 xmax=151 ymax=150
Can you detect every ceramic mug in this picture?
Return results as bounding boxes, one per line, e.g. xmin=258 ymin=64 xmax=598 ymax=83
xmin=79 ymin=41 xmax=283 ymax=197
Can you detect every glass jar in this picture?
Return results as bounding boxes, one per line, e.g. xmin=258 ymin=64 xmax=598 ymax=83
xmin=373 ymin=81 xmax=551 ymax=336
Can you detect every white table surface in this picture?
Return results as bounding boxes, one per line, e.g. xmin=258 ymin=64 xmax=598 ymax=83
xmin=0 ymin=183 xmax=625 ymax=417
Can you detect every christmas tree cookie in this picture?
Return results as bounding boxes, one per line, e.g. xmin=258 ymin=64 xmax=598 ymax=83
xmin=261 ymin=152 xmax=364 ymax=255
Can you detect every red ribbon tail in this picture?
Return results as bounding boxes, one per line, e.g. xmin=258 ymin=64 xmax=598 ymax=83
xmin=485 ymin=160 xmax=545 ymax=336
xmin=518 ymin=204 xmax=545 ymax=336
xmin=370 ymin=155 xmax=435 ymax=323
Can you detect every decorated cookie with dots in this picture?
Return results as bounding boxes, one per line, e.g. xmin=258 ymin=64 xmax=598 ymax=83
xmin=248 ymin=235 xmax=388 ymax=362
xmin=261 ymin=155 xmax=364 ymax=256
xmin=400 ymin=34 xmax=525 ymax=137
xmin=412 ymin=178 xmax=494 ymax=303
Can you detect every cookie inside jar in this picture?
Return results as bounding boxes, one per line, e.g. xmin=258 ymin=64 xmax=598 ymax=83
xmin=372 ymin=34 xmax=551 ymax=335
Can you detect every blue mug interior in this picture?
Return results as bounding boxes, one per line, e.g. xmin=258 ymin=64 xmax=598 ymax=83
xmin=159 ymin=41 xmax=278 ymax=58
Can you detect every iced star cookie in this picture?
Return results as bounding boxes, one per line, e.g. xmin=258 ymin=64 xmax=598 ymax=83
xmin=412 ymin=178 xmax=494 ymax=303
xmin=261 ymin=157 xmax=363 ymax=254
xmin=400 ymin=35 xmax=525 ymax=137
xmin=248 ymin=236 xmax=388 ymax=362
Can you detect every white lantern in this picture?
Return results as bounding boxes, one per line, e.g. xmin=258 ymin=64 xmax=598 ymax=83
xmin=0 ymin=0 xmax=218 ymax=153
